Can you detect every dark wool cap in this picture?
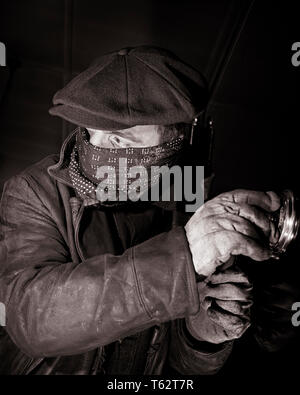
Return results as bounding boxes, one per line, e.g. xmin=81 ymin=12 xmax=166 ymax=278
xmin=49 ymin=46 xmax=208 ymax=130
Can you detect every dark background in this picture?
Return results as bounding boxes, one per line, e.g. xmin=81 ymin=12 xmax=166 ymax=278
xmin=0 ymin=0 xmax=299 ymax=378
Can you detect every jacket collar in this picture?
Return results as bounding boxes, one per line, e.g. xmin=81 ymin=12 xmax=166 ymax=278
xmin=47 ymin=128 xmax=78 ymax=188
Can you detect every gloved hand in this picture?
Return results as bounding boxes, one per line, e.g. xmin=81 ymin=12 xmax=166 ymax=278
xmin=185 ymin=189 xmax=280 ymax=277
xmin=186 ymin=268 xmax=253 ymax=344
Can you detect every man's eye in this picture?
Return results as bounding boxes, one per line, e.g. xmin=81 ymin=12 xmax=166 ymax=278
xmin=108 ymin=135 xmax=121 ymax=146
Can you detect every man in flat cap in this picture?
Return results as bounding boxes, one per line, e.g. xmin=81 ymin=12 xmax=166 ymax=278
xmin=0 ymin=46 xmax=280 ymax=375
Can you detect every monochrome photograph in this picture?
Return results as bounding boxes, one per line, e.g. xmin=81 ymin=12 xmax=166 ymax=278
xmin=0 ymin=0 xmax=299 ymax=384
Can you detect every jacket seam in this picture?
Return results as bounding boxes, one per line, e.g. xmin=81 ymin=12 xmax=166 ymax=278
xmin=47 ymin=128 xmax=78 ymax=185
xmin=130 ymin=248 xmax=153 ymax=320
xmin=177 ymin=227 xmax=200 ymax=314
xmin=74 ymin=203 xmax=85 ymax=262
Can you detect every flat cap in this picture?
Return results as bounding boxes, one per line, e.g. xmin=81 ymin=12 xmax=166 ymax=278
xmin=49 ymin=46 xmax=208 ymax=130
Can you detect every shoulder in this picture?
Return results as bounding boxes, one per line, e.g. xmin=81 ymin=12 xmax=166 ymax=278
xmin=19 ymin=154 xmax=59 ymax=180
xmin=2 ymin=154 xmax=61 ymax=203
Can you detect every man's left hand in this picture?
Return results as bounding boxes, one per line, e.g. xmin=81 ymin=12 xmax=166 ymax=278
xmin=186 ymin=268 xmax=253 ymax=344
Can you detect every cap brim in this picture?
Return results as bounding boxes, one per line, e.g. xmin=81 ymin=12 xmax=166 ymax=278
xmin=49 ymin=104 xmax=132 ymax=131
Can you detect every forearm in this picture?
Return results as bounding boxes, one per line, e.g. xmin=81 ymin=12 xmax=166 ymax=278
xmin=1 ymin=227 xmax=199 ymax=358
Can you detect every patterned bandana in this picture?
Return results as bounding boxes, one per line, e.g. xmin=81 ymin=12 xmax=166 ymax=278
xmin=69 ymin=127 xmax=186 ymax=204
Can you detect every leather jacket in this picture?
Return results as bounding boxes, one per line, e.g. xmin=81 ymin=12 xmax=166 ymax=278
xmin=0 ymin=130 xmax=232 ymax=375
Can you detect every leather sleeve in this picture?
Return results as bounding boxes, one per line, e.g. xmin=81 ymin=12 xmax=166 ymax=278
xmin=166 ymin=234 xmax=234 ymax=375
xmin=0 ymin=175 xmax=199 ymax=358
xmin=168 ymin=319 xmax=233 ymax=375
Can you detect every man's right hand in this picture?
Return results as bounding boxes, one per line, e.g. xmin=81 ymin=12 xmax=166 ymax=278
xmin=184 ymin=189 xmax=281 ymax=277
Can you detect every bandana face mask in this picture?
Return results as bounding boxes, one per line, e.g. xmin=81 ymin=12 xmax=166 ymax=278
xmin=69 ymin=127 xmax=187 ymax=203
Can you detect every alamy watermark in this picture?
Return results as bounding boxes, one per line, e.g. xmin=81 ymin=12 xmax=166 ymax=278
xmin=0 ymin=302 xmax=6 ymax=326
xmin=291 ymin=302 xmax=300 ymax=327
xmin=94 ymin=160 xmax=204 ymax=213
xmin=0 ymin=42 xmax=6 ymax=66
xmin=291 ymin=42 xmax=300 ymax=67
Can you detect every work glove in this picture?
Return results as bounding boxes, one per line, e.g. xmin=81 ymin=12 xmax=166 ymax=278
xmin=186 ymin=267 xmax=253 ymax=344
xmin=185 ymin=189 xmax=281 ymax=277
